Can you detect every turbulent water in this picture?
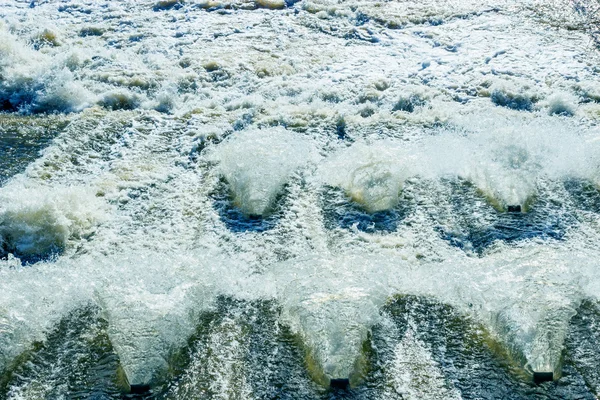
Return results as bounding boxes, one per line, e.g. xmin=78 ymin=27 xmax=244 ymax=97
xmin=2 ymin=0 xmax=600 ymax=398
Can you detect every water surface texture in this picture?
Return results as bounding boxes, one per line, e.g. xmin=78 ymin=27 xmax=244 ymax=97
xmin=2 ymin=0 xmax=600 ymax=398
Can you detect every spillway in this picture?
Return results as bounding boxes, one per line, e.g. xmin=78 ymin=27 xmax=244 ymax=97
xmin=2 ymin=0 xmax=600 ymax=398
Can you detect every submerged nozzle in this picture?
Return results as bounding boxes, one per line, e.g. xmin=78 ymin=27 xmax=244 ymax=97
xmin=330 ymin=378 xmax=350 ymax=390
xmin=507 ymin=205 xmax=522 ymax=213
xmin=533 ymin=372 xmax=554 ymax=384
xmin=129 ymin=384 xmax=151 ymax=394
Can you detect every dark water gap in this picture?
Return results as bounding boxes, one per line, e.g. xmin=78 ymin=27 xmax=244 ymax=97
xmin=563 ymin=298 xmax=600 ymax=397
xmin=563 ymin=178 xmax=600 ymax=214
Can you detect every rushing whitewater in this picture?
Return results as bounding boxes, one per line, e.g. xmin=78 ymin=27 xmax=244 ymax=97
xmin=2 ymin=0 xmax=600 ymax=398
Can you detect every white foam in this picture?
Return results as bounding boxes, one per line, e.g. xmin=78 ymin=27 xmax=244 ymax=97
xmin=98 ymin=90 xmax=144 ymax=111
xmin=546 ymin=92 xmax=578 ymax=116
xmin=384 ymin=328 xmax=462 ymax=400
xmin=489 ymin=79 xmax=540 ymax=111
xmin=0 ymin=182 xmax=107 ymax=259
xmin=208 ymin=127 xmax=318 ymax=216
xmin=0 ymin=245 xmax=243 ymax=386
xmin=320 ymin=141 xmax=412 ymax=213
xmin=0 ymin=25 xmax=92 ymax=114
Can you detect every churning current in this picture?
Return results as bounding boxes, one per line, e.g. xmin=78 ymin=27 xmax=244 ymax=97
xmin=2 ymin=0 xmax=600 ymax=398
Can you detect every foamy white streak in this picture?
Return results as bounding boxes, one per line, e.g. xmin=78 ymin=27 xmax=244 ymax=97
xmin=384 ymin=328 xmax=462 ymax=400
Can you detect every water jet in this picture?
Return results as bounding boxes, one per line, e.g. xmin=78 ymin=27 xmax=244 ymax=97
xmin=277 ymin=259 xmax=388 ymax=389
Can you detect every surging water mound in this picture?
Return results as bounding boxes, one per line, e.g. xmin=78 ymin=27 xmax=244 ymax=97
xmin=274 ymin=254 xmax=395 ymax=385
xmin=4 ymin=296 xmax=598 ymax=399
xmin=0 ymin=182 xmax=106 ymax=262
xmin=210 ymin=178 xmax=282 ymax=233
xmin=420 ymin=116 xmax=598 ymax=211
xmin=0 ymin=25 xmax=91 ymax=114
xmin=444 ymin=246 xmax=592 ymax=379
xmin=208 ymin=127 xmax=317 ymax=216
xmin=320 ymin=141 xmax=411 ymax=213
xmin=320 ymin=185 xmax=413 ymax=233
xmin=94 ymin=252 xmax=228 ymax=390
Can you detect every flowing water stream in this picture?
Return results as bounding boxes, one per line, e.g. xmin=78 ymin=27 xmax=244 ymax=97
xmin=2 ymin=0 xmax=600 ymax=398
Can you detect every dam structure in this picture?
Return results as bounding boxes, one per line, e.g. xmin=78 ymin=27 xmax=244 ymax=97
xmin=2 ymin=0 xmax=600 ymax=398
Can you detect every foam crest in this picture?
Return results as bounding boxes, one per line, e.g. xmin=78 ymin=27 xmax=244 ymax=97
xmin=208 ymin=127 xmax=317 ymax=216
xmin=0 ymin=182 xmax=107 ymax=260
xmin=0 ymin=25 xmax=91 ymax=114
